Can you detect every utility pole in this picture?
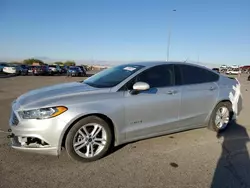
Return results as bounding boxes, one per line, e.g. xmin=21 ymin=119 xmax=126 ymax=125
xmin=166 ymin=9 xmax=176 ymax=62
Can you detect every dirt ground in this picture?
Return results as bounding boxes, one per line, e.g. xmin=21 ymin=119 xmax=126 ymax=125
xmin=0 ymin=74 xmax=250 ymax=188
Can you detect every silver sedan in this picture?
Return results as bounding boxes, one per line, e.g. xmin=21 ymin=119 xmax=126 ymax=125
xmin=8 ymin=61 xmax=241 ymax=162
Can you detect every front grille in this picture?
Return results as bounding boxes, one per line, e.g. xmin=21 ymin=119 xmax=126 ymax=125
xmin=11 ymin=112 xmax=19 ymax=126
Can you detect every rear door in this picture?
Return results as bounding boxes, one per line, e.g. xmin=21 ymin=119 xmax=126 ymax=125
xmin=175 ymin=64 xmax=219 ymax=128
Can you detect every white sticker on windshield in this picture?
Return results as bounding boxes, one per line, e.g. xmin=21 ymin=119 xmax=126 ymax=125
xmin=123 ymin=67 xmax=136 ymax=71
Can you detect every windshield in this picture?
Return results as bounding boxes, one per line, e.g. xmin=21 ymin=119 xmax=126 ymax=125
xmin=84 ymin=64 xmax=144 ymax=88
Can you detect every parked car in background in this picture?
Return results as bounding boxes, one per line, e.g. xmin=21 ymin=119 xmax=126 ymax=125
xmin=60 ymin=65 xmax=68 ymax=74
xmin=33 ymin=65 xmax=50 ymax=76
xmin=8 ymin=61 xmax=242 ymax=162
xmin=3 ymin=64 xmax=22 ymax=75
xmin=226 ymin=65 xmax=241 ymax=75
xmin=49 ymin=65 xmax=62 ymax=75
xmin=76 ymin=65 xmax=87 ymax=76
xmin=28 ymin=66 xmax=35 ymax=74
xmin=220 ymin=68 xmax=227 ymax=74
xmin=18 ymin=64 xmax=29 ymax=75
xmin=226 ymin=68 xmax=241 ymax=75
xmin=0 ymin=62 xmax=8 ymax=72
xmin=67 ymin=66 xmax=84 ymax=77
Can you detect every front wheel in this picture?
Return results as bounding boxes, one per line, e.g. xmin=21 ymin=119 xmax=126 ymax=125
xmin=65 ymin=116 xmax=112 ymax=162
xmin=209 ymin=102 xmax=233 ymax=132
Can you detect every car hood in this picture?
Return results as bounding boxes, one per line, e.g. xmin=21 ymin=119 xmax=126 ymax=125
xmin=16 ymin=81 xmax=111 ymax=109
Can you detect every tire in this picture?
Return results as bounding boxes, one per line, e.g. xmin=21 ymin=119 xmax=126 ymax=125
xmin=208 ymin=102 xmax=233 ymax=132
xmin=65 ymin=116 xmax=113 ymax=162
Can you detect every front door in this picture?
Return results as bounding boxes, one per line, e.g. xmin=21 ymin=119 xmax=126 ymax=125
xmin=122 ymin=64 xmax=181 ymax=142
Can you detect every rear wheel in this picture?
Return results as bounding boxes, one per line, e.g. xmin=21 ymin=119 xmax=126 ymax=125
xmin=65 ymin=116 xmax=112 ymax=162
xmin=209 ymin=102 xmax=233 ymax=132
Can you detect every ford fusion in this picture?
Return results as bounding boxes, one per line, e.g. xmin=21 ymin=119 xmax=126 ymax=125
xmin=8 ymin=61 xmax=239 ymax=162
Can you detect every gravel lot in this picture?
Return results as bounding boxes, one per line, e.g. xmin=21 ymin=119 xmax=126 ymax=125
xmin=0 ymin=74 xmax=250 ymax=188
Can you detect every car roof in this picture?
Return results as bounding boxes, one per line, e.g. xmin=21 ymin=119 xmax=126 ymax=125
xmin=126 ymin=61 xmax=210 ymax=69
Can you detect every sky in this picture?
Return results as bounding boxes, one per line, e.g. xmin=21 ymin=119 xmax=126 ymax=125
xmin=0 ymin=0 xmax=249 ymax=65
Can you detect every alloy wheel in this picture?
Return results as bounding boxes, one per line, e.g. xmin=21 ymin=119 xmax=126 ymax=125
xmin=73 ymin=123 xmax=107 ymax=158
xmin=215 ymin=106 xmax=230 ymax=129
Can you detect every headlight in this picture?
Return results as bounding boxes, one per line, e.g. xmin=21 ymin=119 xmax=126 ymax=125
xmin=18 ymin=106 xmax=68 ymax=119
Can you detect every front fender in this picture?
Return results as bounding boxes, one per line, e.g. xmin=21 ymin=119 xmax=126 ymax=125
xmin=57 ymin=102 xmax=125 ymax=154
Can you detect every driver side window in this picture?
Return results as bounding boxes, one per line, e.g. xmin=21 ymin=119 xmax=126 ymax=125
xmin=125 ymin=64 xmax=175 ymax=90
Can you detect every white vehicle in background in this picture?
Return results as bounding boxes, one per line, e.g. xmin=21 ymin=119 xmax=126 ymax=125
xmin=226 ymin=68 xmax=241 ymax=75
xmin=48 ymin=64 xmax=62 ymax=75
xmin=3 ymin=65 xmax=19 ymax=74
xmin=220 ymin=65 xmax=227 ymax=69
xmin=3 ymin=64 xmax=29 ymax=75
xmin=0 ymin=62 xmax=9 ymax=72
xmin=226 ymin=65 xmax=241 ymax=75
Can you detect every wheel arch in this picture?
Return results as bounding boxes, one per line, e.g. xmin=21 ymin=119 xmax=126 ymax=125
xmin=206 ymin=99 xmax=233 ymax=130
xmin=216 ymin=99 xmax=232 ymax=106
xmin=60 ymin=113 xmax=116 ymax=151
xmin=211 ymin=99 xmax=233 ymax=118
xmin=216 ymin=99 xmax=234 ymax=118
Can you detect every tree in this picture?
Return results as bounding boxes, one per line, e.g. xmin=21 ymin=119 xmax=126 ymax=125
xmin=23 ymin=58 xmax=44 ymax=65
xmin=64 ymin=61 xmax=76 ymax=66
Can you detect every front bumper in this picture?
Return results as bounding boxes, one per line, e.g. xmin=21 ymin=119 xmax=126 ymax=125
xmin=8 ymin=110 xmax=71 ymax=156
xmin=8 ymin=132 xmax=58 ymax=156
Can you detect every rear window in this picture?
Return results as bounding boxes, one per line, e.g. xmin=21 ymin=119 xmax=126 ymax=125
xmin=177 ymin=64 xmax=219 ymax=85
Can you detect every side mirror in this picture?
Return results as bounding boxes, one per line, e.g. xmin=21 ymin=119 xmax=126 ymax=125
xmin=130 ymin=82 xmax=150 ymax=95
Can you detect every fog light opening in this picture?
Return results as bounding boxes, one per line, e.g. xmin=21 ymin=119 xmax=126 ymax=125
xmin=18 ymin=137 xmax=50 ymax=148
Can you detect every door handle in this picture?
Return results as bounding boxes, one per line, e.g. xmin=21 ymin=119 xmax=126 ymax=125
xmin=209 ymin=87 xmax=216 ymax=91
xmin=167 ymin=90 xmax=177 ymax=95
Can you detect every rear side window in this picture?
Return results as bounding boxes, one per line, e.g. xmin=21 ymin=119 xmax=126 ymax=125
xmin=178 ymin=64 xmax=219 ymax=85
